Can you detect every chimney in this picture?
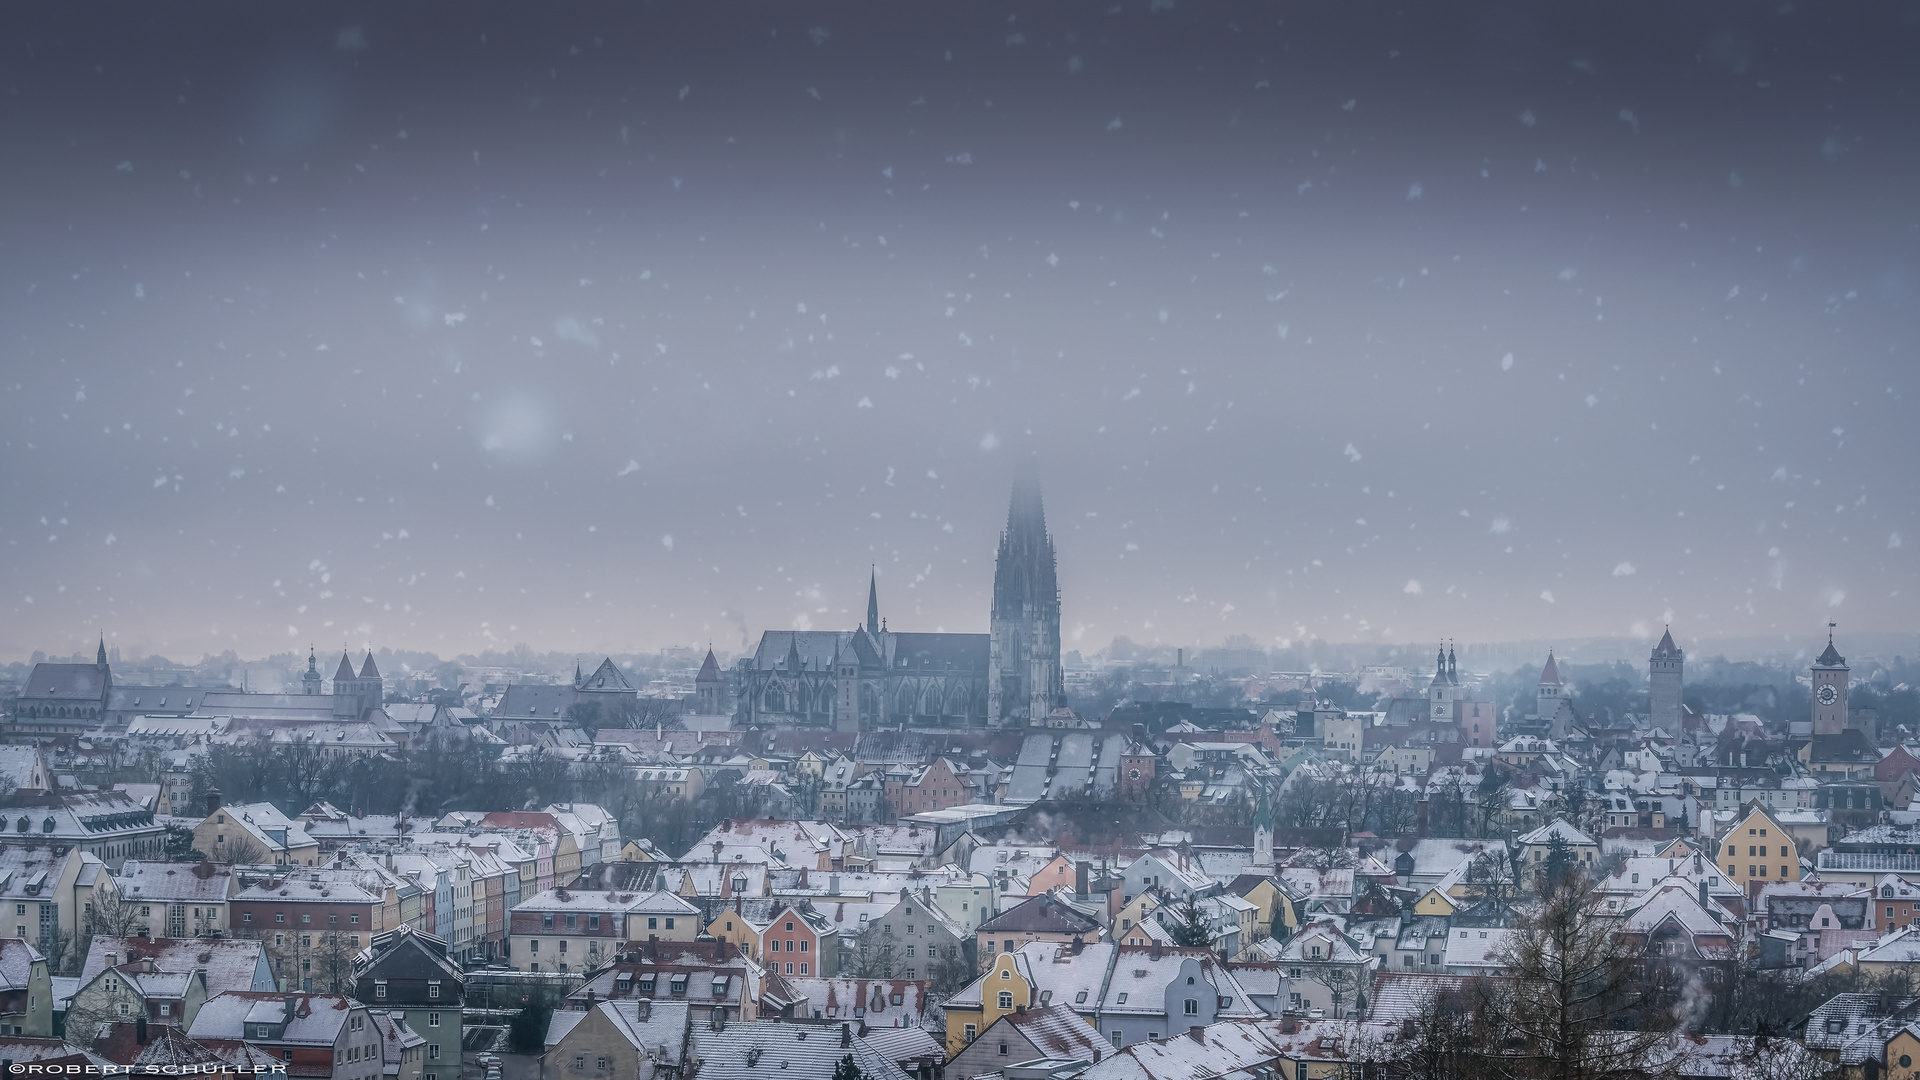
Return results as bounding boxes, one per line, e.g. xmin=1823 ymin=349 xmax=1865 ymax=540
xmin=1071 ymin=937 xmax=1084 ymax=955
xmin=283 ymin=996 xmax=297 ymax=1024
xmin=206 ymin=788 xmax=222 ymax=815
xmin=1189 ymin=1026 xmax=1205 ymax=1043
xmin=135 ymin=1016 xmax=147 ymax=1044
xmin=1699 ymin=881 xmax=1711 ymax=912
xmin=712 ymin=841 xmax=724 ymax=865
xmin=1093 ymin=1049 xmax=1102 ymax=1064
xmin=1149 ymin=943 xmax=1162 ymax=961
xmin=840 ymin=1023 xmax=852 ymax=1048
xmin=1076 ymin=861 xmax=1090 ymax=897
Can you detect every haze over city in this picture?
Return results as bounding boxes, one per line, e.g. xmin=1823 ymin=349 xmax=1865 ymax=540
xmin=3 ymin=3 xmax=1916 ymax=664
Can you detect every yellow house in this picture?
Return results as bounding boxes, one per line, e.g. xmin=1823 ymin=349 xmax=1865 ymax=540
xmin=942 ymin=949 xmax=1036 ymax=1056
xmin=1227 ymin=876 xmax=1287 ymax=938
xmin=1717 ymin=803 xmax=1800 ymax=886
xmin=1885 ymin=1025 xmax=1920 ymax=1080
xmin=705 ymin=907 xmax=767 ymax=962
xmin=1113 ymin=891 xmax=1164 ymax=947
xmin=1412 ymin=887 xmax=1457 ymax=917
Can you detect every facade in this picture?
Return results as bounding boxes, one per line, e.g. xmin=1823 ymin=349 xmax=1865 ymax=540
xmin=0 ymin=939 xmax=52 ymax=1038
xmin=975 ymin=894 xmax=1101 ymax=971
xmin=988 ymin=478 xmax=1065 ymax=726
xmin=114 ymin=861 xmax=234 ymax=942
xmin=1649 ymin=628 xmax=1684 ymax=731
xmin=350 ymin=927 xmax=464 ymax=1080
xmin=1718 ymin=804 xmax=1802 ymax=888
xmin=63 ymin=962 xmax=208 ymax=1045
xmin=191 ymin=797 xmax=321 ymax=867
xmin=185 ymin=992 xmax=383 ymax=1080
xmin=541 ymin=1000 xmax=691 ymax=1080
xmin=8 ymin=640 xmax=111 ymax=736
xmin=228 ymin=865 xmax=392 ymax=990
xmin=0 ymin=846 xmax=112 ymax=967
xmin=3 ymin=791 xmax=165 ymax=871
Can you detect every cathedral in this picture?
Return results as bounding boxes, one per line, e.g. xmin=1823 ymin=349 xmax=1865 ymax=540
xmin=735 ymin=479 xmax=1065 ymax=730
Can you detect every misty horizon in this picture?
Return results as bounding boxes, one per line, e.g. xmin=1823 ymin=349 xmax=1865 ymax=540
xmin=3 ymin=4 xmax=1915 ymax=663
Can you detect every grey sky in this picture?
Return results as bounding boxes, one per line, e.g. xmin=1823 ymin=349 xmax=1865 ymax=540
xmin=1 ymin=4 xmax=1914 ymax=662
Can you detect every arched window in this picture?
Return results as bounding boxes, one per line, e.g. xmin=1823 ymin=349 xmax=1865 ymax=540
xmin=997 ymin=991 xmax=1013 ymax=1010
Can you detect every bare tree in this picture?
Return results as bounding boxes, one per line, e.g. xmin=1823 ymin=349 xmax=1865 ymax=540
xmin=1477 ymin=867 xmax=1669 ymax=1080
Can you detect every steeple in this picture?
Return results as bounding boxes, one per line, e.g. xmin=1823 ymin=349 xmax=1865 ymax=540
xmin=1539 ymin=650 xmax=1561 ymax=687
xmin=334 ymin=651 xmax=357 ymax=682
xmin=867 ymin=568 xmax=880 ymax=637
xmin=302 ymin=646 xmax=324 ymax=695
xmin=1447 ymin=642 xmax=1457 ymax=681
xmin=988 ymin=474 xmax=1065 ymax=725
xmin=96 ymin=634 xmax=108 ymax=667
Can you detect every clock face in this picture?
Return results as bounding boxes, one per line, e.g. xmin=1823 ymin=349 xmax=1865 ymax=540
xmin=1818 ymin=684 xmax=1838 ymax=706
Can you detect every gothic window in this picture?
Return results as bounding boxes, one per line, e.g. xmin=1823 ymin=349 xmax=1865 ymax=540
xmin=765 ymin=688 xmax=785 ymax=713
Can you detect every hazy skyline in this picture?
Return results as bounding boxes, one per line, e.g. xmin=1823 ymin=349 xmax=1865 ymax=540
xmin=2 ymin=4 xmax=1916 ymax=662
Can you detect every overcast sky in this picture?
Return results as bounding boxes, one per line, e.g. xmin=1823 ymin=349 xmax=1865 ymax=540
xmin=2 ymin=3 xmax=1915 ymax=663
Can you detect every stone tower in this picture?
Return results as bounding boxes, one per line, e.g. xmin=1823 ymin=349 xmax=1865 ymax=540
xmin=332 ymin=651 xmax=382 ymax=719
xmin=1536 ymin=650 xmax=1563 ymax=720
xmin=1811 ymin=624 xmax=1849 ymax=736
xmin=694 ymin=648 xmax=724 ymax=714
xmin=987 ymin=477 xmax=1064 ymax=726
xmin=1649 ymin=627 xmax=1684 ymax=731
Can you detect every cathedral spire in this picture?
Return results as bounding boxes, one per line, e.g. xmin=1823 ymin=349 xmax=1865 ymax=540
xmin=867 ymin=567 xmax=880 ymax=636
xmin=97 ymin=634 xmax=107 ymax=667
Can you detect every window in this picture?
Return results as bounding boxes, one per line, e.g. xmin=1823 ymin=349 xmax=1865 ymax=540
xmin=964 ymin=1024 xmax=977 ymax=1043
xmin=1117 ymin=992 xmax=1128 ymax=1004
xmin=350 ymin=914 xmax=360 ymax=925
xmin=429 ymin=1013 xmax=440 ymax=1027
xmin=800 ymin=940 xmax=809 ymax=952
xmin=242 ymin=913 xmax=253 ymax=924
xmin=544 ymin=913 xmax=555 ymax=929
xmin=275 ymin=913 xmax=285 ymax=923
xmin=575 ymin=1057 xmax=586 ymax=1071
xmin=375 ymin=981 xmax=388 ymax=999
xmin=648 ymin=918 xmax=658 ymax=930
xmin=597 ymin=1058 xmax=608 ymax=1071
xmin=428 ymin=982 xmax=441 ymax=999
xmin=800 ymin=963 xmax=809 ymax=974
xmin=565 ymin=913 xmax=576 ymax=929
xmin=999 ymin=1042 xmax=1010 ymax=1056
xmin=429 ymin=1046 xmax=441 ymax=1059
xmin=1184 ymin=998 xmax=1199 ymax=1015
xmin=588 ymin=914 xmax=600 ymax=930
xmin=666 ymin=918 xmax=675 ymax=929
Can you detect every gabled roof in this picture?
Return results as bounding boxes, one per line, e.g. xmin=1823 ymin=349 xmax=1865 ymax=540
xmin=80 ymin=938 xmax=269 ymax=997
xmin=0 ymin=939 xmax=45 ymax=990
xmin=977 ymin=893 xmax=1101 ymax=936
xmin=334 ymin=652 xmax=357 ymax=681
xmin=580 ymin=658 xmax=635 ymax=692
xmin=1517 ymin=818 xmax=1597 ymax=848
xmin=358 ymin=654 xmax=380 ymax=679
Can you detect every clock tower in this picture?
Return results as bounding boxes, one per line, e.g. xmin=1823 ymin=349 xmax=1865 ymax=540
xmin=1811 ymin=623 xmax=1849 ymax=736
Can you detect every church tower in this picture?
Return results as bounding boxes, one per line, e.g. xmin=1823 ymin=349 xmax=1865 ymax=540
xmin=332 ymin=651 xmax=360 ymax=718
xmin=301 ymin=647 xmax=324 ymax=695
xmin=695 ymin=648 xmax=723 ymax=715
xmin=1811 ymin=624 xmax=1849 ymax=736
xmin=987 ymin=477 xmax=1064 ymax=726
xmin=1253 ymin=792 xmax=1274 ymax=868
xmin=1536 ymin=650 xmax=1563 ymax=719
xmin=1648 ymin=627 xmax=1684 ymax=731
